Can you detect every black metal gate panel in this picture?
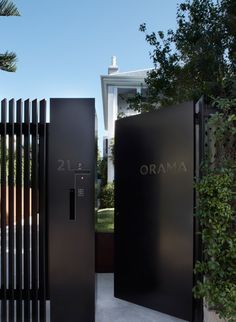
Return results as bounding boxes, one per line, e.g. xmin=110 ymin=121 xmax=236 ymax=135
xmin=114 ymin=102 xmax=200 ymax=321
xmin=47 ymin=99 xmax=95 ymax=322
xmin=0 ymin=99 xmax=47 ymax=322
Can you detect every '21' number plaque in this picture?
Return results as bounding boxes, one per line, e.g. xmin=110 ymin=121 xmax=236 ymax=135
xmin=57 ymin=160 xmax=83 ymax=172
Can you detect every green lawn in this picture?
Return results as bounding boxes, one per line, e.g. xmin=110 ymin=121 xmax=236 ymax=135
xmin=95 ymin=208 xmax=114 ymax=233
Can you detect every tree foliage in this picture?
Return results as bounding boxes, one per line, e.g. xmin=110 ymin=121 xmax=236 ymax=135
xmin=97 ymin=149 xmax=107 ymax=188
xmin=0 ymin=0 xmax=20 ymax=16
xmin=0 ymin=0 xmax=20 ymax=72
xmin=0 ymin=51 xmax=17 ymax=72
xmin=129 ymin=0 xmax=236 ymax=112
xmin=100 ymin=183 xmax=114 ymax=209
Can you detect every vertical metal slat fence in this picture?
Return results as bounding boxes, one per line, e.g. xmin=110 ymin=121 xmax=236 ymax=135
xmin=0 ymin=98 xmax=48 ymax=322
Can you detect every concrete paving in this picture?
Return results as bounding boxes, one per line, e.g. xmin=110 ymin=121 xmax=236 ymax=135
xmin=0 ymin=268 xmax=187 ymax=322
xmin=95 ymin=274 xmax=186 ymax=322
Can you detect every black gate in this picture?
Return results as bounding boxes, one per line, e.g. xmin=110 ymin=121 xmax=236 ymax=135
xmin=114 ymin=100 xmax=207 ymax=322
xmin=0 ymin=98 xmax=95 ymax=322
xmin=0 ymin=99 xmax=47 ymax=322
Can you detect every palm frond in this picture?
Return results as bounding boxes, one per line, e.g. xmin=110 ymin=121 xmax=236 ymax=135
xmin=0 ymin=0 xmax=20 ymax=16
xmin=0 ymin=51 xmax=17 ymax=72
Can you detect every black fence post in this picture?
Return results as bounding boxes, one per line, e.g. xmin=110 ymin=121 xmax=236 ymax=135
xmin=1 ymin=99 xmax=7 ymax=322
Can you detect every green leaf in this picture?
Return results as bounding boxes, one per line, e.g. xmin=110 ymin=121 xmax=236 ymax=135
xmin=0 ymin=0 xmax=20 ymax=16
xmin=0 ymin=51 xmax=17 ymax=72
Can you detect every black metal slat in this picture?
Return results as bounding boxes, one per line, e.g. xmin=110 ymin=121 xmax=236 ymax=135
xmin=8 ymin=99 xmax=15 ymax=322
xmin=39 ymin=100 xmax=47 ymax=322
xmin=32 ymin=100 xmax=39 ymax=321
xmin=24 ymin=100 xmax=31 ymax=321
xmin=16 ymin=99 xmax=23 ymax=321
xmin=1 ymin=99 xmax=7 ymax=321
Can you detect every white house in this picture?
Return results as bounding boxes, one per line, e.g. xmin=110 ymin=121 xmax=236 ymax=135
xmin=101 ymin=57 xmax=150 ymax=182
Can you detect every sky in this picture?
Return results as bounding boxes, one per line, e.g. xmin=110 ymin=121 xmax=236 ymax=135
xmin=0 ymin=0 xmax=179 ymax=151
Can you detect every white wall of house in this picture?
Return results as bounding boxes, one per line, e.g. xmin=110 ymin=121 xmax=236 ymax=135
xmin=107 ymin=85 xmax=118 ymax=139
xmin=101 ymin=57 xmax=150 ymax=183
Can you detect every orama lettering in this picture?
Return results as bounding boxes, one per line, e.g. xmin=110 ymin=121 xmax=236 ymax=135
xmin=140 ymin=162 xmax=188 ymax=175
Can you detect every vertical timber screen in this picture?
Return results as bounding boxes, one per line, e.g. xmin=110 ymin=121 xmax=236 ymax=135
xmin=0 ymin=99 xmax=47 ymax=322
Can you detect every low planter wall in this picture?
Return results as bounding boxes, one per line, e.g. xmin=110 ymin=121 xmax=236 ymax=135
xmin=95 ymin=232 xmax=114 ymax=273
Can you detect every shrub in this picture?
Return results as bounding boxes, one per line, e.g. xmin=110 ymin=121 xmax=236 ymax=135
xmin=100 ymin=183 xmax=114 ymax=209
xmin=193 ymin=168 xmax=236 ymax=321
xmin=193 ymin=98 xmax=236 ymax=321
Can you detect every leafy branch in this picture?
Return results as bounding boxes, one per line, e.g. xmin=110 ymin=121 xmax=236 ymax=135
xmin=0 ymin=0 xmax=20 ymax=72
xmin=0 ymin=0 xmax=20 ymax=16
xmin=0 ymin=51 xmax=17 ymax=72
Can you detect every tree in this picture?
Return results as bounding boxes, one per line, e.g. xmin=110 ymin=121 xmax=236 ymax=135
xmin=0 ymin=0 xmax=20 ymax=72
xmin=129 ymin=0 xmax=236 ymax=112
